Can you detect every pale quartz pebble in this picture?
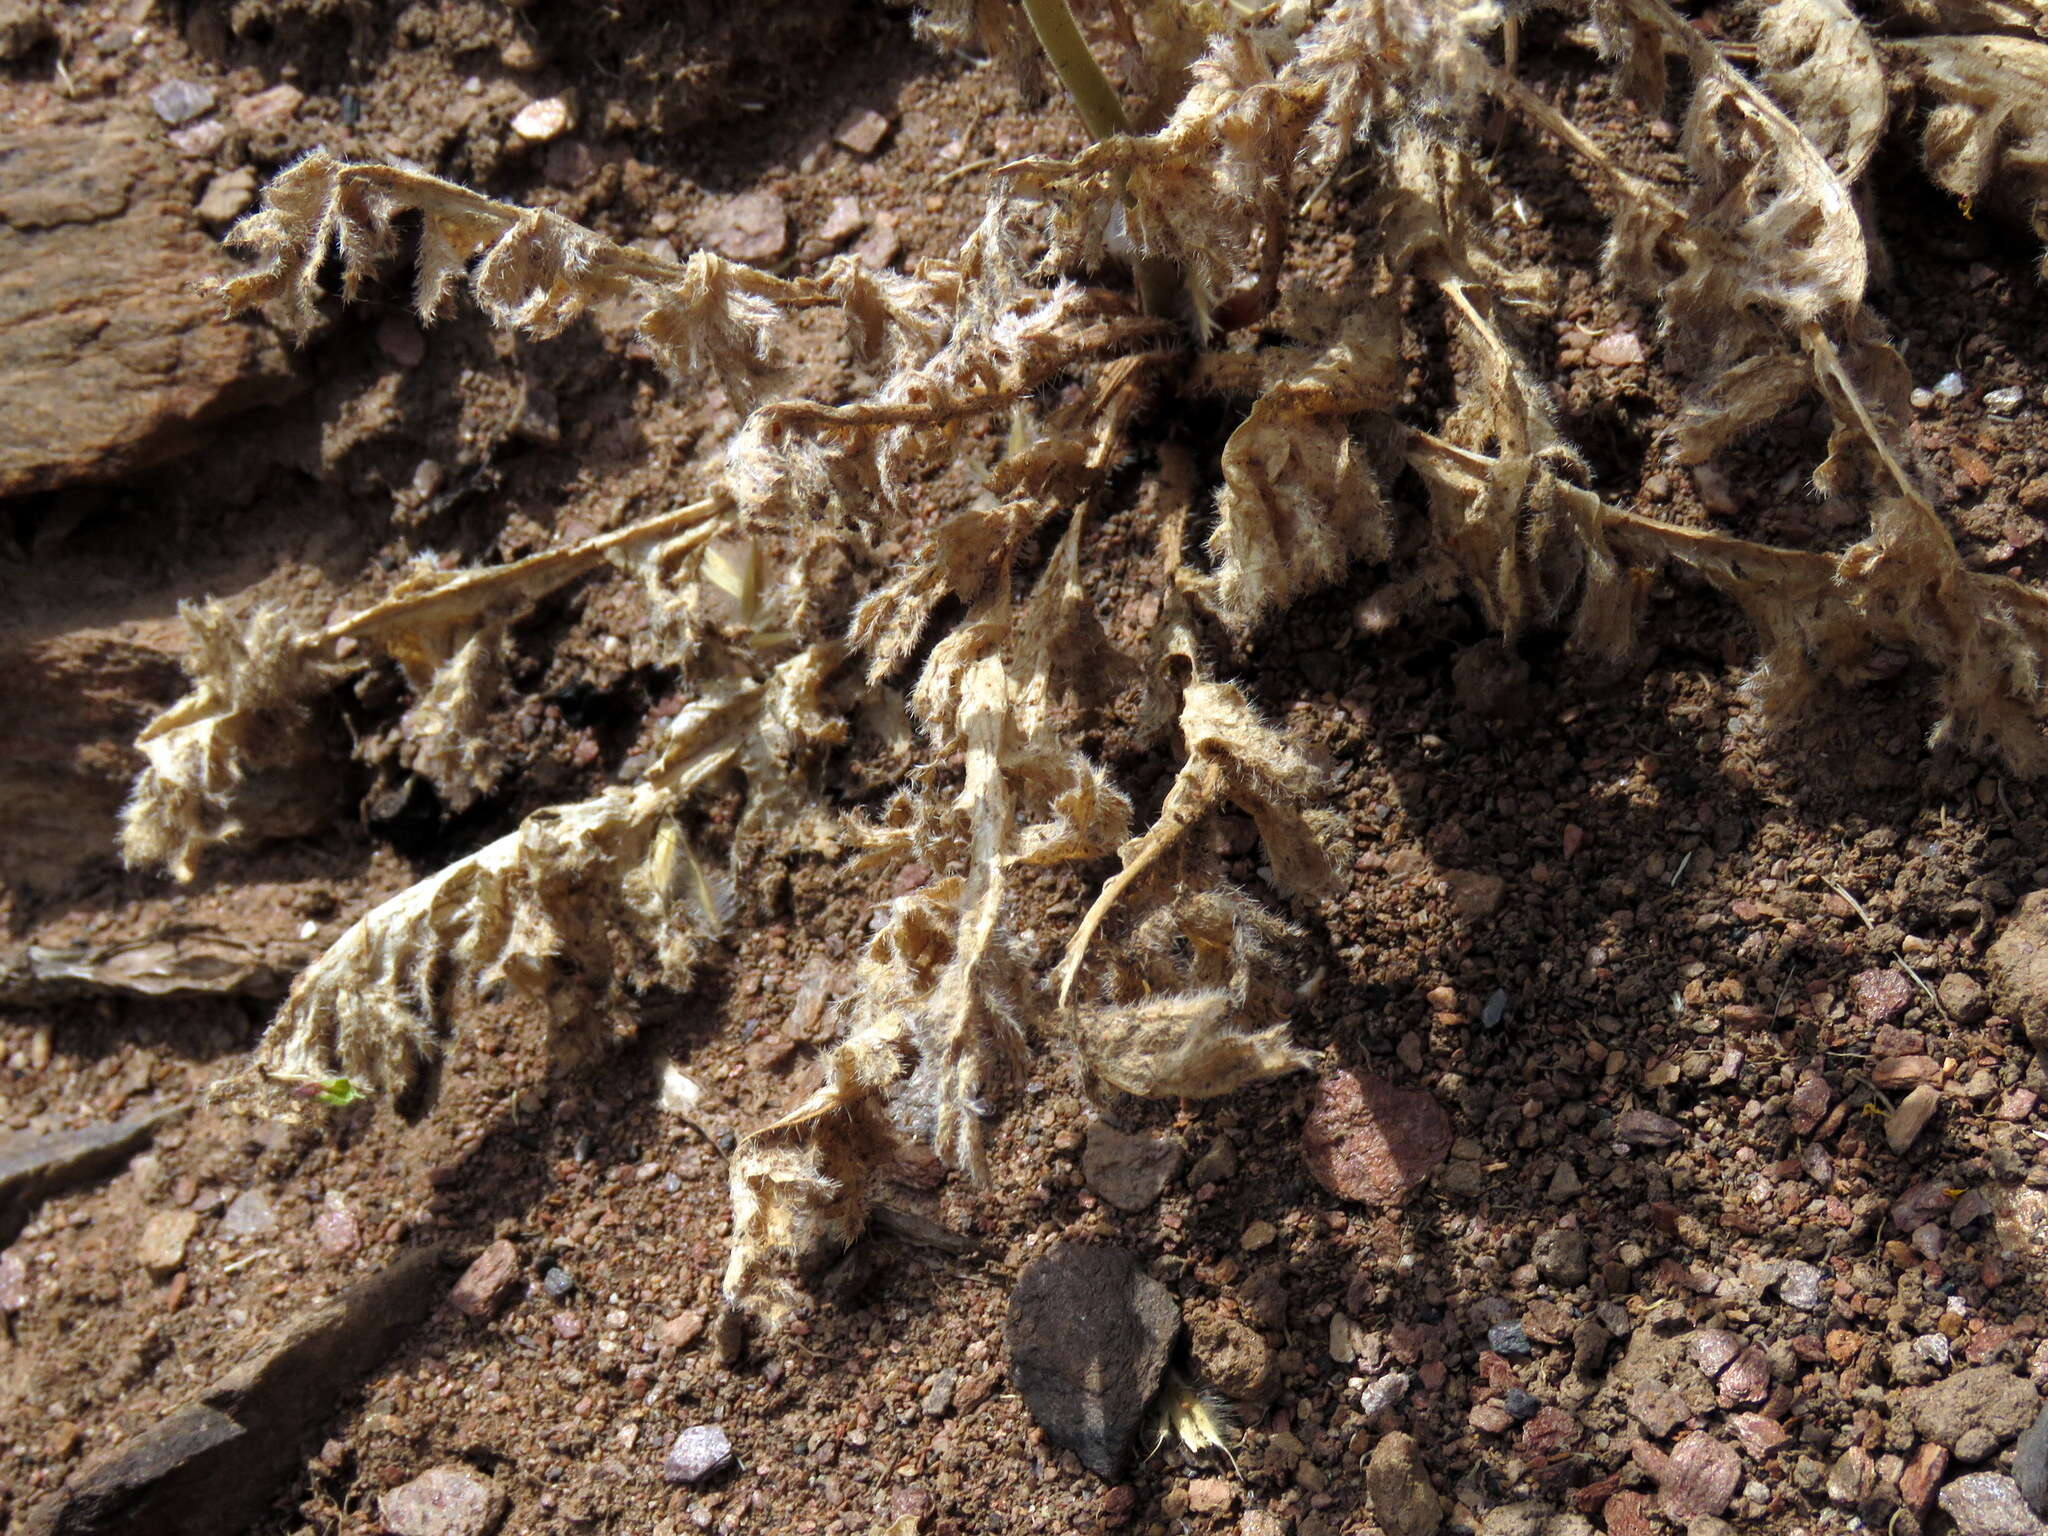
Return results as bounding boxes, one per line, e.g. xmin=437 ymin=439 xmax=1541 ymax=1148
xmin=1933 ymin=371 xmax=1968 ymax=401
xmin=1985 ymin=385 xmax=2025 ymax=414
xmin=150 ymin=79 xmax=215 ymax=125
xmin=511 ymin=96 xmax=572 ymax=142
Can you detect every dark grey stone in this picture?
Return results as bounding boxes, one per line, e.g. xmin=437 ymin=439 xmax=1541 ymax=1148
xmin=1005 ymin=1243 xmax=1180 ymax=1481
xmin=2014 ymin=1401 xmax=2048 ymax=1516
xmin=0 ymin=1107 xmax=179 ymax=1247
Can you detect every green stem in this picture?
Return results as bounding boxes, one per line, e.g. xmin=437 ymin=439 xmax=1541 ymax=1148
xmin=1019 ymin=0 xmax=1131 ymax=141
xmin=1017 ymin=0 xmax=1180 ymax=320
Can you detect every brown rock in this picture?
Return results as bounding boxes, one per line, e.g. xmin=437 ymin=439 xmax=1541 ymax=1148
xmin=1470 ymin=1401 xmax=1516 ymax=1434
xmin=1902 ymin=1443 xmax=1950 ymax=1517
xmin=1367 ymin=1431 xmax=1443 ymax=1536
xmin=312 ymin=1202 xmax=359 ymax=1257
xmin=1189 ymin=1307 xmax=1275 ymax=1402
xmin=701 ymin=190 xmax=788 ymax=264
xmin=1302 ymin=1069 xmax=1452 ymax=1206
xmin=1940 ymin=1473 xmax=2048 ymax=1536
xmin=231 ymin=83 xmax=303 ymax=133
xmin=1828 ymin=1446 xmax=1875 ymax=1506
xmin=449 ymin=1239 xmax=521 ymax=1320
xmin=1789 ymin=1073 xmax=1833 ymax=1134
xmin=1887 ymin=1084 xmax=1942 ymax=1153
xmin=815 ymin=195 xmax=866 ymax=250
xmin=1686 ymin=1330 xmax=1741 ymax=1379
xmin=1874 ymin=1055 xmax=1941 ymax=1090
xmin=1081 ymin=1122 xmax=1183 ymax=1212
xmin=138 ymin=1209 xmax=200 ymax=1278
xmin=1727 ymin=1414 xmax=1788 ymax=1456
xmin=1187 ymin=1478 xmax=1235 ymax=1515
xmin=1630 ymin=1382 xmax=1691 ymax=1438
xmin=1522 ymin=1407 xmax=1581 ymax=1456
xmin=1989 ymin=892 xmax=2048 ymax=1053
xmin=0 ymin=120 xmax=289 ymax=497
xmin=1006 ymin=1243 xmax=1180 ymax=1481
xmin=1716 ymin=1346 xmax=1770 ymax=1408
xmin=1940 ymin=972 xmax=1990 ymax=1025
xmin=1444 ymin=869 xmax=1506 ymax=922
xmin=658 ymin=1309 xmax=707 ymax=1349
xmin=852 ymin=212 xmax=901 ymax=270
xmin=1906 ymin=1367 xmax=2042 ymax=1448
xmin=1605 ymin=1491 xmax=1653 ymax=1536
xmin=833 ymin=108 xmax=892 ymax=155
xmin=1612 ymin=1109 xmax=1683 ymax=1148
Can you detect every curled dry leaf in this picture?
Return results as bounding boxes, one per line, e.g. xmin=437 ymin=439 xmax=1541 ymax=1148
xmin=1754 ymin=0 xmax=1888 ymax=181
xmin=123 ymin=500 xmax=725 ymax=881
xmin=1897 ymin=34 xmax=2048 ymax=274
xmin=121 ymin=602 xmax=354 ymax=883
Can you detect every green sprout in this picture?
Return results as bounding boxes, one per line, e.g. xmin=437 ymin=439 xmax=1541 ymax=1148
xmin=277 ymin=1072 xmax=368 ymax=1109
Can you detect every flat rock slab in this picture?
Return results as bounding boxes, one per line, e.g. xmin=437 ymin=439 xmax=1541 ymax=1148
xmin=1005 ymin=1242 xmax=1180 ymax=1482
xmin=0 ymin=116 xmax=290 ymax=497
xmin=1301 ymin=1069 xmax=1452 ymax=1205
xmin=20 ymin=1246 xmax=448 ymax=1536
xmin=0 ymin=1106 xmax=179 ymax=1247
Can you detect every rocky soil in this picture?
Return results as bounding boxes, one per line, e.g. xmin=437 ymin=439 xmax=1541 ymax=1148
xmin=8 ymin=2 xmax=2048 ymax=1536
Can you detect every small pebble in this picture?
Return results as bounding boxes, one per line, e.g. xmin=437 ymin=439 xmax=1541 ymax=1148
xmin=511 ymin=95 xmax=573 ymax=143
xmin=380 ymin=1465 xmax=508 ymax=1536
xmin=1933 ymin=371 xmax=1968 ymax=401
xmin=232 ymin=83 xmax=303 ymax=131
xmin=150 ymin=79 xmax=216 ymax=125
xmin=1776 ymin=1261 xmax=1825 ymax=1311
xmin=541 ymin=1266 xmax=576 ymax=1299
xmin=222 ymin=1189 xmax=276 ymax=1237
xmin=1488 ymin=1321 xmax=1533 ymax=1357
xmin=1359 ymin=1369 xmax=1411 ymax=1416
xmin=1986 ymin=385 xmax=2026 ymax=415
xmin=663 ymin=1424 xmax=735 ymax=1485
xmin=195 ymin=168 xmax=257 ymax=223
xmin=1887 ymin=1085 xmax=1941 ymax=1153
xmin=834 ymin=108 xmax=892 ymax=156
xmin=312 ymin=1202 xmax=360 ymax=1257
xmin=0 ymin=1250 xmax=28 ymax=1312
xmin=450 ymin=1240 xmax=520 ymax=1320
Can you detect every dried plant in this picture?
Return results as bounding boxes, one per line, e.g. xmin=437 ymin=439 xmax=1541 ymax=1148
xmin=125 ymin=0 xmax=2048 ymax=1323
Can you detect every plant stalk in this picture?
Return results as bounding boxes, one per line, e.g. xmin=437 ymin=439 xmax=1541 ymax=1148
xmin=1018 ymin=0 xmax=1181 ymax=319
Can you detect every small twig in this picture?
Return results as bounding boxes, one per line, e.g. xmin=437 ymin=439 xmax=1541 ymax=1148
xmin=936 ymin=155 xmax=999 ymax=187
